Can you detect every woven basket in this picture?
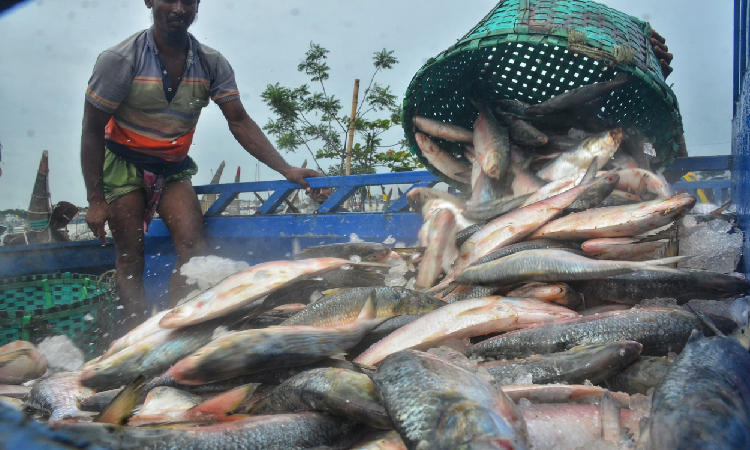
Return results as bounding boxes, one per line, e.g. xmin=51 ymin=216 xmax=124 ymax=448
xmin=0 ymin=272 xmax=116 ymax=359
xmin=402 ymin=0 xmax=683 ymax=189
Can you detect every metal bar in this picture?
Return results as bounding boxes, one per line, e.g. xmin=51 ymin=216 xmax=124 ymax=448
xmin=664 ymin=156 xmax=731 ymax=173
xmin=316 ymin=186 xmax=359 ymax=213
xmin=735 ymin=0 xmax=743 ymax=112
xmin=203 ymin=191 xmax=239 ymax=216
xmin=194 ymin=171 xmax=440 ymax=195
xmin=258 ymin=188 xmax=296 ymax=215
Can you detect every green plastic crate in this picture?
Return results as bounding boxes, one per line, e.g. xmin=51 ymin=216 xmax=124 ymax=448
xmin=0 ymin=272 xmax=117 ymax=360
xmin=402 ymin=0 xmax=684 ymax=189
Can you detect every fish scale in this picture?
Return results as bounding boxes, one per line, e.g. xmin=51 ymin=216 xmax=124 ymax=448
xmin=468 ymin=307 xmax=733 ymax=360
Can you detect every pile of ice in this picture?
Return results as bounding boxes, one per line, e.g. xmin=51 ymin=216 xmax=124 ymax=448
xmin=38 ymin=335 xmax=84 ymax=372
xmin=678 ymin=214 xmax=743 ymax=274
xmin=180 ymin=256 xmax=250 ymax=292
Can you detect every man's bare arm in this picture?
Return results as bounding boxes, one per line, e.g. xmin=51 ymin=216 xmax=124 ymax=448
xmin=80 ymin=101 xmax=114 ymax=242
xmin=218 ymin=99 xmax=322 ymax=190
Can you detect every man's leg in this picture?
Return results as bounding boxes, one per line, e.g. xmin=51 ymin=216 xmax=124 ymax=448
xmin=157 ymin=178 xmax=207 ymax=308
xmin=108 ymin=189 xmax=147 ymax=336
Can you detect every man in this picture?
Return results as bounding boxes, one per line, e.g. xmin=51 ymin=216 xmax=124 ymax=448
xmin=81 ymin=0 xmax=323 ymax=332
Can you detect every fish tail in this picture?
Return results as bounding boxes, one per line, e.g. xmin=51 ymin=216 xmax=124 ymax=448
xmin=94 ymin=375 xmax=146 ymax=425
xmin=641 ymin=255 xmax=691 ymax=267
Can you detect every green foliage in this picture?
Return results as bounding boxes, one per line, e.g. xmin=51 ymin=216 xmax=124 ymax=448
xmin=261 ymin=42 xmax=421 ymax=175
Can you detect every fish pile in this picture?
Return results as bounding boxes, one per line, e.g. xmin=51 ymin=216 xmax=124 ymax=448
xmin=2 ymin=78 xmax=750 ymax=449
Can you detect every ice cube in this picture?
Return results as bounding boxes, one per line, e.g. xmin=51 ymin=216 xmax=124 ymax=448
xmin=678 ymin=216 xmax=743 ymax=273
xmin=180 ymin=256 xmax=251 ymax=292
xmin=38 ymin=335 xmax=84 ymax=371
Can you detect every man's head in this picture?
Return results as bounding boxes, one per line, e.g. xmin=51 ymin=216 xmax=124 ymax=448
xmin=144 ymin=0 xmax=199 ymax=35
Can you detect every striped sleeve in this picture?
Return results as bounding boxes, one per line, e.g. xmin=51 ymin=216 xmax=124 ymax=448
xmin=85 ymin=50 xmax=134 ymax=114
xmin=209 ymin=53 xmax=241 ymax=105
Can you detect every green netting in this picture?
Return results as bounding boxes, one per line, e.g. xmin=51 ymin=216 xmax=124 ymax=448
xmin=402 ymin=0 xmax=683 ymax=189
xmin=0 ymin=272 xmax=117 ymax=359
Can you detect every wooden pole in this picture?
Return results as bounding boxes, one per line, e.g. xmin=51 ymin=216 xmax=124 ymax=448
xmin=345 ymin=79 xmax=360 ymax=176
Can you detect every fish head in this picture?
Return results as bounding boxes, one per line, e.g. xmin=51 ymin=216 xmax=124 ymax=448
xmin=437 ymin=402 xmax=525 ymax=449
xmin=660 ymin=193 xmax=697 ymax=216
xmin=499 ymin=297 xmax=579 ymax=324
xmin=160 ymin=291 xmax=216 ymax=328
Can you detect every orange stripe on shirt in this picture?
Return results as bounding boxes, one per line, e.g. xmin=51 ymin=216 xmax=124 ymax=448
xmin=86 ymin=88 xmax=119 ymax=109
xmin=133 ymin=76 xmax=163 ymax=83
xmin=213 ymin=90 xmax=239 ymax=101
xmin=105 ymin=118 xmax=194 ymax=162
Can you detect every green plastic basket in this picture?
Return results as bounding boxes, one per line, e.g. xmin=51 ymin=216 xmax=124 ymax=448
xmin=402 ymin=0 xmax=684 ymax=189
xmin=0 ymin=272 xmax=117 ymax=360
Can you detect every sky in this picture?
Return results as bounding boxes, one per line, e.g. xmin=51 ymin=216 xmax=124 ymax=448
xmin=0 ymin=0 xmax=735 ymax=210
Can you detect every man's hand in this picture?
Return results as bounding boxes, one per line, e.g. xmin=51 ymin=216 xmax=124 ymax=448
xmin=86 ymin=199 xmax=112 ymax=244
xmin=650 ymin=30 xmax=674 ymax=79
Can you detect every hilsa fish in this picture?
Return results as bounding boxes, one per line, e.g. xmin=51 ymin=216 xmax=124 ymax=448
xmin=160 ymin=257 xmax=379 ymax=328
xmin=373 ymin=350 xmax=529 ymax=449
xmin=168 ymin=296 xmax=383 ymax=385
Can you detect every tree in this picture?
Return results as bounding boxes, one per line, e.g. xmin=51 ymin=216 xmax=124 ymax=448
xmin=261 ymin=42 xmax=422 ymax=177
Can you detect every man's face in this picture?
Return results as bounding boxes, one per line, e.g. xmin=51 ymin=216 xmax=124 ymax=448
xmin=148 ymin=0 xmax=199 ymax=35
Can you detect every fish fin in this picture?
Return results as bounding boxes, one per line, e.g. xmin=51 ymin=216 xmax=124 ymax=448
xmin=321 ymin=288 xmax=350 ymax=297
xmin=94 ymin=375 xmax=146 ymax=425
xmin=636 ymin=224 xmax=677 ymax=243
xmin=642 ymin=255 xmax=692 ymax=266
xmin=687 ymin=328 xmax=705 ymax=344
xmin=710 ymin=200 xmax=732 ymax=216
xmin=189 ymin=383 xmax=259 ymax=416
xmin=392 ymin=247 xmax=426 ymax=256
xmin=580 ymin=157 xmax=600 ymax=183
xmin=349 ymin=360 xmax=378 ymax=373
xmin=686 ymin=304 xmax=725 ymax=337
xmin=0 ymin=349 xmax=32 ymax=368
xmin=356 ymin=293 xmax=377 ymax=321
xmin=329 ymin=353 xmax=348 ymax=361
xmin=729 ymin=297 xmax=750 ymax=349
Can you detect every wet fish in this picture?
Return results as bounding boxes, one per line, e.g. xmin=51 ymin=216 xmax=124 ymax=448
xmin=446 ymin=180 xmax=596 ymax=285
xmin=281 ymin=287 xmax=443 ymax=327
xmin=442 ymin=285 xmax=499 ymax=303
xmin=293 ymin=242 xmax=392 ymax=263
xmin=581 ymin=237 xmax=667 ymax=261
xmin=536 ymin=129 xmax=623 ymax=181
xmin=481 ymin=341 xmax=642 ymax=386
xmin=495 ymin=98 xmax=530 ymax=116
xmin=570 ymin=269 xmax=750 ymax=305
xmin=462 ymin=194 xmax=532 ymax=222
xmin=138 ymin=387 xmax=204 ymax=416
xmin=354 ymin=297 xmax=577 ymax=366
xmin=506 ymin=282 xmax=582 ymax=308
xmin=53 ymin=412 xmax=359 ymax=450
xmin=511 ymin=162 xmax=547 ymax=197
xmin=468 ymin=307 xmax=734 ymax=360
xmin=97 ymin=310 xmax=170 ymax=361
xmin=613 ymin=168 xmax=673 ymax=199
xmin=525 ymin=74 xmax=633 ymax=116
xmin=454 ymin=221 xmax=484 ymax=247
xmin=529 ymin=193 xmax=696 ymax=240
xmin=26 ymin=372 xmax=94 ymax=421
xmin=418 ymin=197 xmax=475 ymax=232
xmin=456 ymin=248 xmax=683 ymax=286
xmin=413 ymin=115 xmax=474 ymax=143
xmin=648 ymin=331 xmax=750 ymax=449
xmin=500 ymin=384 xmax=635 ymax=406
xmin=373 ymin=350 xmax=528 ymax=449
xmin=564 ymin=171 xmax=620 ymax=213
xmin=249 ymin=368 xmax=390 ymax=429
xmin=161 ymin=258 xmax=371 ymax=328
xmin=80 ymin=318 xmax=223 ymax=390
xmin=168 ymin=296 xmax=382 ymax=385
xmin=405 ymin=187 xmax=465 ymax=210
xmin=0 ymin=341 xmax=46 ymax=384
xmin=603 ymin=356 xmax=672 ymax=395
xmin=414 ymin=133 xmax=471 ymax=184
xmin=472 ymin=100 xmax=510 ymax=179
xmin=496 ymin=111 xmax=549 ymax=147
xmin=579 ymin=304 xmax=633 ymax=316
xmin=351 ymin=430 xmax=407 ymax=450
xmin=519 ymin=170 xmax=586 ymax=207
xmin=469 ymin=239 xmax=581 ymax=268
xmin=467 ymin=151 xmax=507 ymax=207
xmin=520 ymin=400 xmax=642 ymax=450
xmin=349 ymin=314 xmax=425 ymax=356
xmin=416 ymin=208 xmax=457 ymax=288
xmin=129 ymin=384 xmax=258 ymax=427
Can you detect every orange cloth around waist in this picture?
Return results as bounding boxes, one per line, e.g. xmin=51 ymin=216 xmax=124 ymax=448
xmin=105 ymin=117 xmax=194 ymax=163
